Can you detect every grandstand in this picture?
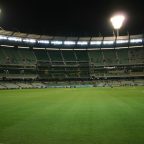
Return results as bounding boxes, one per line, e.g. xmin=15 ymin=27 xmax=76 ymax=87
xmin=0 ymin=30 xmax=144 ymax=144
xmin=0 ymin=30 xmax=144 ymax=88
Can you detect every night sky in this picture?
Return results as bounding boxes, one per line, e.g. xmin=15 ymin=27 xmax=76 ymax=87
xmin=0 ymin=0 xmax=143 ymax=36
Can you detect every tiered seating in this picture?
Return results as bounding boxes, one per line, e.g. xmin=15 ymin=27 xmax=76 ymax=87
xmin=0 ymin=44 xmax=143 ymax=80
xmin=79 ymin=72 xmax=89 ymax=78
xmin=0 ymin=84 xmax=6 ymax=89
xmin=18 ymin=49 xmax=36 ymax=65
xmin=62 ymin=50 xmax=76 ymax=61
xmin=33 ymin=50 xmax=49 ymax=61
xmin=3 ymin=82 xmax=19 ymax=89
xmin=134 ymin=79 xmax=144 ymax=86
xmin=62 ymin=50 xmax=77 ymax=65
xmin=66 ymin=73 xmax=79 ymax=78
xmin=88 ymin=50 xmax=103 ymax=65
xmin=1 ymin=47 xmax=36 ymax=65
xmin=66 ymin=67 xmax=78 ymax=72
xmin=1 ymin=47 xmax=22 ymax=64
xmin=38 ymin=73 xmax=52 ymax=79
xmin=52 ymin=67 xmax=65 ymax=71
xmin=52 ymin=73 xmax=66 ymax=79
xmin=31 ymin=82 xmax=46 ymax=88
xmin=102 ymin=50 xmax=117 ymax=65
xmin=0 ymin=48 xmax=8 ymax=64
xmin=116 ymin=49 xmax=129 ymax=64
xmin=16 ymin=82 xmax=33 ymax=88
xmin=48 ymin=50 xmax=63 ymax=65
xmin=0 ymin=69 xmax=4 ymax=78
xmin=75 ymin=51 xmax=89 ymax=61
xmin=128 ymin=48 xmax=144 ymax=64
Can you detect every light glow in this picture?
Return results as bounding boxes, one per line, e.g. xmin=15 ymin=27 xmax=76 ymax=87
xmin=103 ymin=41 xmax=114 ymax=45
xmin=77 ymin=41 xmax=88 ymax=45
xmin=38 ymin=40 xmax=49 ymax=44
xmin=130 ymin=39 xmax=143 ymax=43
xmin=90 ymin=41 xmax=102 ymax=45
xmin=116 ymin=40 xmax=128 ymax=44
xmin=64 ymin=41 xmax=75 ymax=45
xmin=51 ymin=41 xmax=63 ymax=45
xmin=110 ymin=14 xmax=125 ymax=29
xmin=23 ymin=39 xmax=36 ymax=43
xmin=0 ymin=35 xmax=7 ymax=40
xmin=8 ymin=37 xmax=22 ymax=42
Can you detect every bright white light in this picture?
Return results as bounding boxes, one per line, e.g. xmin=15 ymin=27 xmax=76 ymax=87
xmin=8 ymin=37 xmax=22 ymax=42
xmin=90 ymin=41 xmax=102 ymax=45
xmin=116 ymin=40 xmax=128 ymax=44
xmin=38 ymin=40 xmax=49 ymax=44
xmin=110 ymin=14 xmax=125 ymax=29
xmin=77 ymin=41 xmax=88 ymax=45
xmin=51 ymin=41 xmax=63 ymax=45
xmin=64 ymin=41 xmax=75 ymax=45
xmin=23 ymin=39 xmax=36 ymax=43
xmin=130 ymin=39 xmax=143 ymax=43
xmin=103 ymin=41 xmax=114 ymax=45
xmin=0 ymin=35 xmax=7 ymax=40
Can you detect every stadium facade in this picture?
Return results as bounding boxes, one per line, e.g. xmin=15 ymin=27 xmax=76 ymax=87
xmin=0 ymin=30 xmax=144 ymax=88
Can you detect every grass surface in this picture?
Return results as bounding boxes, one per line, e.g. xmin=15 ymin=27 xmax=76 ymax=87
xmin=0 ymin=87 xmax=144 ymax=144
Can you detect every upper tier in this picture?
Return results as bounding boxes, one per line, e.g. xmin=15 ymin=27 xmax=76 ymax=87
xmin=0 ymin=30 xmax=143 ymax=49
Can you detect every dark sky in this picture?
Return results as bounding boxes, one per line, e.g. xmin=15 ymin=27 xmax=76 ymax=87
xmin=0 ymin=0 xmax=144 ymax=36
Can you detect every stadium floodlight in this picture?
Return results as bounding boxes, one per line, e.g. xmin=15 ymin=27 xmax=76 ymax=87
xmin=110 ymin=14 xmax=125 ymax=36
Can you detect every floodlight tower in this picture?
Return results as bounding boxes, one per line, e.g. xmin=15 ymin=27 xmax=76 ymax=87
xmin=110 ymin=14 xmax=125 ymax=36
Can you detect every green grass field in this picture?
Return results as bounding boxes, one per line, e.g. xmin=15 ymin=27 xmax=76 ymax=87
xmin=0 ymin=87 xmax=144 ymax=144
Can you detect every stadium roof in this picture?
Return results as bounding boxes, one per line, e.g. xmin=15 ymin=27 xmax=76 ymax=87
xmin=0 ymin=30 xmax=143 ymax=42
